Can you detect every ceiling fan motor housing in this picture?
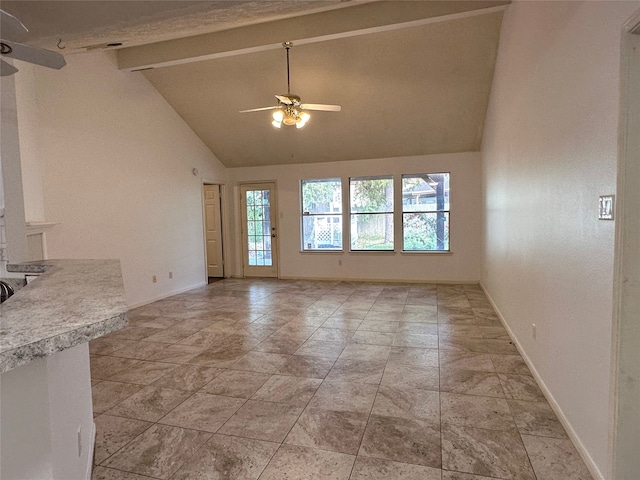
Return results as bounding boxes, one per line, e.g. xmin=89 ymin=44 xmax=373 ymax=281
xmin=277 ymin=94 xmax=300 ymax=105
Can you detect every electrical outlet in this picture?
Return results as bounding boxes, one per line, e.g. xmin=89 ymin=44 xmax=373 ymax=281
xmin=169 ymin=271 xmax=173 ymax=279
xmin=152 ymin=275 xmax=157 ymax=283
xmin=77 ymin=426 xmax=82 ymax=457
xmin=532 ymin=323 xmax=537 ymax=340
xmin=338 ymin=260 xmax=342 ymax=266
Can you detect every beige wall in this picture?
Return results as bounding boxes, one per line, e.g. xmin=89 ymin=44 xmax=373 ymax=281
xmin=481 ymin=1 xmax=640 ymax=478
xmin=229 ymin=152 xmax=482 ymax=283
xmin=14 ymin=52 xmax=228 ymax=306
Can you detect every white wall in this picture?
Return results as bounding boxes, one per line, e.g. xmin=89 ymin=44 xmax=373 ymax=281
xmin=48 ymin=343 xmax=95 ymax=480
xmin=1 ymin=355 xmax=54 ymax=480
xmin=14 ymin=52 xmax=228 ymax=307
xmin=1 ymin=344 xmax=94 ymax=480
xmin=481 ymin=1 xmax=640 ymax=478
xmin=14 ymin=63 xmax=44 ymax=222
xmin=229 ymin=152 xmax=482 ymax=283
xmin=1 ymin=70 xmax=29 ymax=276
xmin=612 ymin=28 xmax=640 ymax=480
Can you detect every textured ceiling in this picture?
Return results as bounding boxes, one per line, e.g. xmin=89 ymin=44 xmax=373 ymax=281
xmin=0 ymin=1 xmax=351 ymax=52
xmin=1 ymin=1 xmax=508 ymax=168
xmin=142 ymin=11 xmax=503 ymax=168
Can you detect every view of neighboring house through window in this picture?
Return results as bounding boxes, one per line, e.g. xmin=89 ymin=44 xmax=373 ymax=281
xmin=301 ymin=178 xmax=343 ymax=250
xmin=402 ymin=173 xmax=450 ymax=251
xmin=350 ymin=176 xmax=394 ymax=251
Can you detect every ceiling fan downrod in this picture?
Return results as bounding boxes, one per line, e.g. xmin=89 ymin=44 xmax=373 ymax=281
xmin=284 ymin=41 xmax=292 ymax=95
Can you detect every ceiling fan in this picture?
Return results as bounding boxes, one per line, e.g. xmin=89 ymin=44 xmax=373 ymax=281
xmin=239 ymin=42 xmax=341 ymax=129
xmin=1 ymin=9 xmax=66 ymax=77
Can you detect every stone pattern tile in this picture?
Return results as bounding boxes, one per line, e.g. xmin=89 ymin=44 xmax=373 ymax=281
xmin=522 ymin=435 xmax=594 ymax=480
xmin=90 ymin=279 xmax=593 ymax=480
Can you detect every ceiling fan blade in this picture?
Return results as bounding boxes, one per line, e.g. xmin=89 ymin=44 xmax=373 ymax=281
xmin=300 ymin=103 xmax=342 ymax=112
xmin=239 ymin=106 xmax=280 ymax=113
xmin=0 ymin=39 xmax=66 ymax=70
xmin=0 ymin=9 xmax=28 ymax=40
xmin=0 ymin=59 xmax=18 ymax=76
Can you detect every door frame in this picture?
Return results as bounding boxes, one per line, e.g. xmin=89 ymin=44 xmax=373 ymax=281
xmin=610 ymin=14 xmax=640 ymax=480
xmin=201 ymin=181 xmax=228 ymax=281
xmin=238 ymin=181 xmax=279 ymax=278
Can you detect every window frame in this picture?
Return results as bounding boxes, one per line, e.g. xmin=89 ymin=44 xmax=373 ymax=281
xmin=401 ymin=172 xmax=451 ymax=252
xmin=349 ymin=175 xmax=395 ymax=252
xmin=300 ymin=177 xmax=344 ymax=252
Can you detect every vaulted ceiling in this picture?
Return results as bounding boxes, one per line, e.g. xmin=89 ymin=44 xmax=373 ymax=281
xmin=1 ymin=1 xmax=508 ymax=168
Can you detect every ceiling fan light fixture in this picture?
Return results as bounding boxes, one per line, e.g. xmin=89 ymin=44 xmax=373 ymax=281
xmin=272 ymin=110 xmax=284 ymax=122
xmin=271 ymin=119 xmax=282 ymax=128
xmin=283 ymin=112 xmax=297 ymax=126
xmin=296 ymin=111 xmax=310 ymax=128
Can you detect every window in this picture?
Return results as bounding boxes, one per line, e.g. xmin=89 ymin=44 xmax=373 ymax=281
xmin=301 ymin=178 xmax=342 ymax=250
xmin=402 ymin=173 xmax=450 ymax=251
xmin=350 ymin=176 xmax=393 ymax=251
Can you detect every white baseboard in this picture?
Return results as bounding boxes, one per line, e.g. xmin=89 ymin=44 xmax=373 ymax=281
xmin=479 ymin=282 xmax=605 ymax=480
xmin=225 ymin=274 xmax=480 ymax=285
xmin=85 ymin=421 xmax=96 ymax=480
xmin=128 ymin=281 xmax=207 ymax=309
xmin=278 ymin=274 xmax=480 ymax=285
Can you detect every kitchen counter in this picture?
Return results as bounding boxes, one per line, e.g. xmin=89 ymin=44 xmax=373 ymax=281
xmin=1 ymin=258 xmax=127 ymax=479
xmin=1 ymin=259 xmax=127 ymax=373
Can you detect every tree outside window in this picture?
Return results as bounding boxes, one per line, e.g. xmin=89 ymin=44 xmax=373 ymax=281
xmin=350 ymin=176 xmax=394 ymax=251
xmin=402 ymin=173 xmax=450 ymax=251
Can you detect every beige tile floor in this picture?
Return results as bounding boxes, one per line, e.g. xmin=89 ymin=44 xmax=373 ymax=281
xmin=90 ymin=279 xmax=594 ymax=480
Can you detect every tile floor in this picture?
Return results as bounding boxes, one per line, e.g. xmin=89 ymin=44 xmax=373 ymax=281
xmin=89 ymin=279 xmax=594 ymax=480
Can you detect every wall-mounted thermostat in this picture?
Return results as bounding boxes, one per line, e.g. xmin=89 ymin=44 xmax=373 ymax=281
xmin=599 ymin=195 xmax=615 ymax=220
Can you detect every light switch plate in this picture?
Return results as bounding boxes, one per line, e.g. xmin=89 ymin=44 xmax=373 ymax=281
xmin=599 ymin=195 xmax=615 ymax=220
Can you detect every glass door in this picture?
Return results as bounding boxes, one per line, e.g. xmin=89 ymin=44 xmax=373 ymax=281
xmin=240 ymin=183 xmax=278 ymax=277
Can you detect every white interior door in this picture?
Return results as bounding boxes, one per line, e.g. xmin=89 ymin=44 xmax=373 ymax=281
xmin=204 ymin=184 xmax=224 ymax=278
xmin=240 ymin=183 xmax=278 ymax=277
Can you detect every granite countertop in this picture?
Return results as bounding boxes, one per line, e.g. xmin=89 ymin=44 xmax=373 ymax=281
xmin=0 ymin=277 xmax=27 ymax=292
xmin=0 ymin=259 xmax=128 ymax=373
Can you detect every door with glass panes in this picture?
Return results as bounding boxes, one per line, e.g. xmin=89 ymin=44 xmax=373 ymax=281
xmin=240 ymin=183 xmax=278 ymax=277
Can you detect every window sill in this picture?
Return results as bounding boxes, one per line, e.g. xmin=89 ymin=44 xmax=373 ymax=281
xmin=400 ymin=250 xmax=453 ymax=255
xmin=297 ymin=250 xmax=452 ymax=255
xmin=348 ymin=250 xmax=396 ymax=255
xmin=299 ymin=250 xmax=344 ymax=254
